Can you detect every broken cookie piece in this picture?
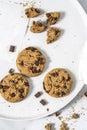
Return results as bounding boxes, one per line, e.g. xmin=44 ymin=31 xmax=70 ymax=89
xmin=60 ymin=122 xmax=69 ymax=130
xmin=25 ymin=7 xmax=40 ymax=18
xmin=30 ymin=21 xmax=46 ymax=33
xmin=45 ymin=123 xmax=52 ymax=130
xmin=46 ymin=12 xmax=60 ymax=25
xmin=46 ymin=27 xmax=61 ymax=44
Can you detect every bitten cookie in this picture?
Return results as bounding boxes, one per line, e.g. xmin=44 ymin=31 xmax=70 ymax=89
xmin=30 ymin=21 xmax=46 ymax=33
xmin=16 ymin=47 xmax=46 ymax=77
xmin=47 ymin=27 xmax=61 ymax=44
xmin=25 ymin=7 xmax=40 ymax=18
xmin=0 ymin=73 xmax=29 ymax=102
xmin=43 ymin=68 xmax=72 ymax=98
xmin=46 ymin=12 xmax=60 ymax=25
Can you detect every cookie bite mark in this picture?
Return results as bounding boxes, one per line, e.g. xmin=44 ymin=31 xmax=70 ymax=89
xmin=30 ymin=21 xmax=46 ymax=33
xmin=25 ymin=7 xmax=41 ymax=18
xmin=46 ymin=12 xmax=60 ymax=25
xmin=46 ymin=27 xmax=61 ymax=44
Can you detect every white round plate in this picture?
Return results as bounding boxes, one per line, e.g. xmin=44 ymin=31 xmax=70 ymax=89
xmin=0 ymin=0 xmax=87 ymax=120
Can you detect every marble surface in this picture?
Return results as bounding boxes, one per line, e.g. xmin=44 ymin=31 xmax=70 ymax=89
xmin=0 ymin=0 xmax=87 ymax=130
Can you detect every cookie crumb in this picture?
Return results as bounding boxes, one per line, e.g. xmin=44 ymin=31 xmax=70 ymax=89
xmin=58 ymin=116 xmax=63 ymax=120
xmin=40 ymin=99 xmax=47 ymax=105
xmin=45 ymin=123 xmax=52 ymax=130
xmin=72 ymin=113 xmax=80 ymax=119
xmin=8 ymin=68 xmax=15 ymax=74
xmin=9 ymin=45 xmax=16 ymax=52
xmin=55 ymin=111 xmax=60 ymax=117
xmin=60 ymin=122 xmax=69 ymax=130
xmin=47 ymin=108 xmax=49 ymax=111
xmin=34 ymin=91 xmax=42 ymax=98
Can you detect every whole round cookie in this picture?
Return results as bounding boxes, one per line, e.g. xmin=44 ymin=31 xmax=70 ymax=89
xmin=16 ymin=47 xmax=46 ymax=77
xmin=0 ymin=73 xmax=29 ymax=102
xmin=43 ymin=68 xmax=73 ymax=98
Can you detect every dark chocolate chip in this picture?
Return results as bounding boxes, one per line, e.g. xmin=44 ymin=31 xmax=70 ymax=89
xmin=84 ymin=92 xmax=87 ymax=97
xmin=18 ymin=88 xmax=24 ymax=93
xmin=0 ymin=83 xmax=3 ymax=89
xmin=62 ymin=91 xmax=66 ymax=96
xmin=19 ymin=94 xmax=24 ymax=98
xmin=24 ymin=82 xmax=29 ymax=86
xmin=66 ymin=76 xmax=71 ymax=81
xmin=37 ymin=57 xmax=44 ymax=64
xmin=57 ymin=92 xmax=60 ymax=95
xmin=9 ymin=68 xmax=15 ymax=74
xmin=47 ymin=108 xmax=49 ymax=111
xmin=34 ymin=91 xmax=42 ymax=98
xmin=19 ymin=61 xmax=24 ymax=66
xmin=10 ymin=80 xmax=15 ymax=83
xmin=55 ymin=112 xmax=60 ymax=117
xmin=26 ymin=47 xmax=36 ymax=51
xmin=3 ymin=86 xmax=9 ymax=89
xmin=35 ymin=9 xmax=40 ymax=13
xmin=64 ymin=86 xmax=67 ymax=89
xmin=38 ymin=23 xmax=42 ymax=27
xmin=51 ymin=72 xmax=58 ymax=77
xmin=10 ymin=93 xmax=15 ymax=97
xmin=9 ymin=45 xmax=16 ymax=52
xmin=40 ymin=99 xmax=47 ymax=105
xmin=34 ymin=60 xmax=39 ymax=66
xmin=46 ymin=13 xmax=51 ymax=17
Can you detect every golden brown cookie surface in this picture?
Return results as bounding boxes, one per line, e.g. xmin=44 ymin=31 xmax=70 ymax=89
xmin=43 ymin=68 xmax=72 ymax=98
xmin=16 ymin=47 xmax=46 ymax=77
xmin=46 ymin=12 xmax=60 ymax=25
xmin=0 ymin=73 xmax=29 ymax=102
xmin=25 ymin=7 xmax=40 ymax=18
xmin=47 ymin=27 xmax=61 ymax=44
xmin=30 ymin=21 xmax=46 ymax=33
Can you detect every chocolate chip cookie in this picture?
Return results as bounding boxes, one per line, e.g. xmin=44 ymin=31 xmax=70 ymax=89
xmin=0 ymin=73 xmax=29 ymax=102
xmin=25 ymin=7 xmax=40 ymax=18
xmin=30 ymin=21 xmax=46 ymax=33
xmin=43 ymin=68 xmax=72 ymax=98
xmin=47 ymin=27 xmax=61 ymax=44
xmin=46 ymin=12 xmax=60 ymax=25
xmin=16 ymin=47 xmax=46 ymax=77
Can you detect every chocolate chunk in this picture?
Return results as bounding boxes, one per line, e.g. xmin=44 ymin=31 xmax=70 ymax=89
xmin=18 ymin=88 xmax=24 ymax=93
xmin=35 ymin=9 xmax=40 ymax=13
xmin=40 ymin=99 xmax=47 ymax=105
xmin=3 ymin=86 xmax=9 ymax=89
xmin=37 ymin=57 xmax=44 ymax=64
xmin=84 ymin=92 xmax=87 ymax=97
xmin=24 ymin=82 xmax=29 ymax=86
xmin=55 ymin=112 xmax=60 ymax=117
xmin=0 ymin=83 xmax=3 ymax=89
xmin=26 ymin=47 xmax=36 ymax=51
xmin=51 ymin=72 xmax=58 ymax=77
xmin=10 ymin=93 xmax=15 ymax=97
xmin=34 ymin=91 xmax=42 ymax=98
xmin=9 ymin=45 xmax=16 ymax=52
xmin=19 ymin=94 xmax=24 ymax=98
xmin=57 ymin=92 xmax=60 ymax=95
xmin=38 ymin=23 xmax=42 ymax=26
xmin=20 ymin=61 xmax=24 ymax=66
xmin=31 ymin=67 xmax=41 ymax=73
xmin=34 ymin=60 xmax=39 ymax=66
xmin=46 ymin=13 xmax=51 ymax=17
xmin=9 ymin=68 xmax=15 ymax=74
xmin=47 ymin=108 xmax=49 ymax=111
